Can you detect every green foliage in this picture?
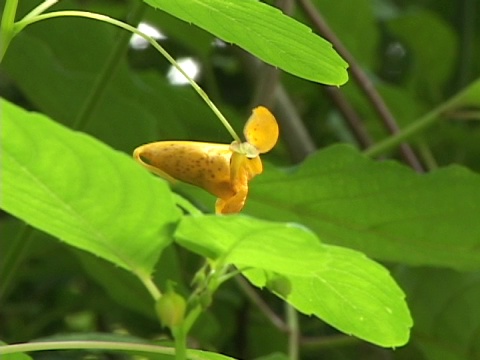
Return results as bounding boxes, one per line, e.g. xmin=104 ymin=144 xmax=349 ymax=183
xmin=247 ymin=146 xmax=480 ymax=270
xmin=144 ymin=0 xmax=348 ymax=85
xmin=1 ymin=99 xmax=180 ymax=276
xmin=1 ymin=0 xmax=480 ymax=359
xmin=176 ymin=215 xmax=412 ymax=347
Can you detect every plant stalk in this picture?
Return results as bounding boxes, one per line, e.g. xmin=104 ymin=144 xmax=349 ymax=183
xmin=173 ymin=327 xmax=187 ymax=360
xmin=0 ymin=341 xmax=175 ymax=356
xmin=0 ymin=0 xmax=18 ymax=62
xmin=286 ymin=303 xmax=300 ymax=360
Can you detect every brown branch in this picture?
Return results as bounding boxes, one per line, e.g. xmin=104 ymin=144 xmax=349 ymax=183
xmin=298 ymin=0 xmax=424 ymax=172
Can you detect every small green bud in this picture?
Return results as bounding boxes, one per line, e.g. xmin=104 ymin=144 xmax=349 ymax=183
xmin=156 ymin=290 xmax=186 ymax=329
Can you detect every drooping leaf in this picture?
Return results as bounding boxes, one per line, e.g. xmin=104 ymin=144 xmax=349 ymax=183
xmin=0 ymin=98 xmax=180 ymax=276
xmin=175 ymin=215 xmax=412 ymax=347
xmin=143 ymin=0 xmax=348 ymax=85
xmin=246 ymin=144 xmax=480 ymax=271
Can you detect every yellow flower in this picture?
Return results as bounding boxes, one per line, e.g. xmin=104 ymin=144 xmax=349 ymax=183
xmin=133 ymin=106 xmax=279 ymax=214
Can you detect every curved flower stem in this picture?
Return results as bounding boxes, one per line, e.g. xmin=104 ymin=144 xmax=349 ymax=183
xmin=13 ymin=10 xmax=242 ymax=143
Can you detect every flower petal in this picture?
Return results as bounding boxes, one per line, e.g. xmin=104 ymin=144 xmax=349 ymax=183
xmin=244 ymin=106 xmax=279 ymax=153
xmin=215 ymin=152 xmax=263 ymax=214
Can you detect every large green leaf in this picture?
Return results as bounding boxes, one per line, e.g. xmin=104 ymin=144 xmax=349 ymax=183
xmin=175 ymin=215 xmax=412 ymax=347
xmin=143 ymin=0 xmax=348 ymax=85
xmin=0 ymin=98 xmax=180 ymax=276
xmin=246 ymin=145 xmax=480 ymax=271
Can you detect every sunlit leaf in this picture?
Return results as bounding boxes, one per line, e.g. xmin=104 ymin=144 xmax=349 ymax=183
xmin=0 ymin=98 xmax=180 ymax=276
xmin=143 ymin=0 xmax=348 ymax=85
xmin=175 ymin=215 xmax=412 ymax=347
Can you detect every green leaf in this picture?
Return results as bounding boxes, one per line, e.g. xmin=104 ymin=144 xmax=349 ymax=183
xmin=245 ymin=145 xmax=480 ymax=271
xmin=0 ymin=98 xmax=180 ymax=276
xmin=143 ymin=0 xmax=348 ymax=85
xmin=175 ymin=215 xmax=412 ymax=347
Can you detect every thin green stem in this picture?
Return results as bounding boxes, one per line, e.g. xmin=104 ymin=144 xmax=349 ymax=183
xmin=21 ymin=0 xmax=58 ymax=22
xmin=14 ymin=10 xmax=242 ymax=142
xmin=139 ymin=276 xmax=162 ymax=301
xmin=183 ymin=304 xmax=203 ymax=334
xmin=0 ymin=341 xmax=175 ymax=356
xmin=172 ymin=327 xmax=187 ymax=360
xmin=417 ymin=141 xmax=438 ymax=171
xmin=364 ymin=97 xmax=452 ymax=158
xmin=364 ymin=78 xmax=480 ymax=158
xmin=286 ymin=304 xmax=299 ymax=360
xmin=0 ymin=0 xmax=18 ymax=62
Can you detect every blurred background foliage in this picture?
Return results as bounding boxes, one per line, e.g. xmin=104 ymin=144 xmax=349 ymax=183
xmin=1 ymin=0 xmax=479 ymax=359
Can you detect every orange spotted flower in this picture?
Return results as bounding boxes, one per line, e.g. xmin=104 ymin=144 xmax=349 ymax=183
xmin=133 ymin=106 xmax=279 ymax=214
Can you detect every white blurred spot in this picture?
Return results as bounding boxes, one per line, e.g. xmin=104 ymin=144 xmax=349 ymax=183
xmin=385 ymin=41 xmax=406 ymax=58
xmin=167 ymin=57 xmax=201 ymax=85
xmin=130 ymin=22 xmax=166 ymax=50
xmin=212 ymin=38 xmax=227 ymax=48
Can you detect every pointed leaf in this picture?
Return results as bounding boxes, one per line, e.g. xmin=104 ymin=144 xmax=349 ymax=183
xmin=175 ymin=215 xmax=412 ymax=347
xmin=143 ymin=0 xmax=348 ymax=85
xmin=0 ymin=99 xmax=180 ymax=276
